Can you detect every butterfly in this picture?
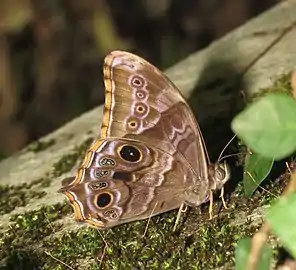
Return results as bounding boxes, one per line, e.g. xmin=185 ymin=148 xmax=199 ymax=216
xmin=60 ymin=50 xmax=230 ymax=229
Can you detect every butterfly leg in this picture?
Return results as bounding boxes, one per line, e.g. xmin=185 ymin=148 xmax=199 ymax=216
xmin=208 ymin=191 xmax=214 ymax=220
xmin=173 ymin=202 xmax=188 ymax=231
xmin=220 ymin=187 xmax=228 ymax=209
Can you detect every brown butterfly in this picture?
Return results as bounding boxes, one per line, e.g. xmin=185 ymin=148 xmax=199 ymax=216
xmin=60 ymin=50 xmax=230 ymax=229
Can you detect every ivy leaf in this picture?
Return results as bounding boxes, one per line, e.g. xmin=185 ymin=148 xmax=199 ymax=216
xmin=231 ymin=93 xmax=296 ymax=160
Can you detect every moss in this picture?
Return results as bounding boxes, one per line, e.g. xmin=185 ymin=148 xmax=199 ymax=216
xmin=27 ymin=139 xmax=56 ymax=153
xmin=0 ymin=203 xmax=72 ymax=266
xmin=3 ymin=174 xmax=285 ymax=270
xmin=0 ymin=167 xmax=286 ymax=269
xmin=5 ymin=201 xmax=259 ymax=270
xmin=0 ymin=136 xmax=93 ymax=216
xmin=251 ymin=73 xmax=292 ymax=100
xmin=0 ymin=178 xmax=52 ymax=215
xmin=52 ymin=137 xmax=94 ymax=178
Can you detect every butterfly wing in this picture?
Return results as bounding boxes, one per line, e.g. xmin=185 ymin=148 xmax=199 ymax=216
xmin=61 ymin=138 xmax=205 ymax=228
xmin=61 ymin=51 xmax=211 ymax=228
xmin=102 ymin=51 xmax=208 ymax=178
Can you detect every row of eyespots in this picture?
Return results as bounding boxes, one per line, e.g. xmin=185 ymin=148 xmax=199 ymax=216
xmin=126 ymin=75 xmax=149 ymax=131
xmin=88 ymin=144 xmax=142 ymax=210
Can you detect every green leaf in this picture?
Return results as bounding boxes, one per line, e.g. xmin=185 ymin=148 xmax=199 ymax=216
xmin=267 ymin=192 xmax=296 ymax=258
xmin=243 ymin=152 xmax=274 ymax=197
xmin=235 ymin=238 xmax=272 ymax=270
xmin=231 ymin=93 xmax=296 ymax=160
xmin=236 ymin=238 xmax=252 ymax=270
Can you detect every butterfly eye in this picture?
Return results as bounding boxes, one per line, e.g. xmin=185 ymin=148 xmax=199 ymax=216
xmin=96 ymin=192 xmax=113 ymax=208
xmin=89 ymin=182 xmax=108 ymax=190
xmin=216 ymin=167 xmax=226 ymax=180
xmin=118 ymin=144 xmax=142 ymax=162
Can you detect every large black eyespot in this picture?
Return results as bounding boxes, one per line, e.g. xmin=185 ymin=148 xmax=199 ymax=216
xmin=96 ymin=193 xmax=112 ymax=208
xmin=119 ymin=145 xmax=141 ymax=162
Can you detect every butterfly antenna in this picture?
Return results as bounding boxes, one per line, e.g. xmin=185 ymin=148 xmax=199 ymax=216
xmin=218 ymin=134 xmax=236 ymax=162
xmin=219 ymin=152 xmax=245 ymax=162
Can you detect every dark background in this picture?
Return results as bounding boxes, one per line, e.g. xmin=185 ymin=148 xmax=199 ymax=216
xmin=0 ymin=0 xmax=278 ymax=158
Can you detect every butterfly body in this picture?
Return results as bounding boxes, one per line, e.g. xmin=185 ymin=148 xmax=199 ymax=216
xmin=61 ymin=51 xmax=230 ymax=229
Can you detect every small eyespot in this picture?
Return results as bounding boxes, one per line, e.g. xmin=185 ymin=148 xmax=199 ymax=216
xmin=126 ymin=117 xmax=141 ymax=131
xmin=135 ymin=103 xmax=148 ymax=116
xmin=94 ymin=169 xmax=109 ymax=178
xmin=103 ymin=208 xmax=119 ymax=220
xmin=89 ymin=182 xmax=108 ymax=190
xmin=99 ymin=157 xmax=116 ymax=167
xmin=96 ymin=192 xmax=113 ymax=208
xmin=136 ymin=91 xmax=145 ymax=99
xmin=130 ymin=75 xmax=145 ymax=88
xmin=118 ymin=144 xmax=141 ymax=162
xmin=128 ymin=121 xmax=138 ymax=128
xmin=137 ymin=105 xmax=144 ymax=112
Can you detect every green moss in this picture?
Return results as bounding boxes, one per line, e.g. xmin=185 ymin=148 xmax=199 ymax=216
xmin=0 ymin=203 xmax=72 ymax=265
xmin=0 ymin=158 xmax=287 ymax=269
xmin=251 ymin=73 xmax=292 ymax=100
xmin=13 ymin=203 xmax=257 ymax=270
xmin=52 ymin=137 xmax=93 ymax=178
xmin=0 ymin=178 xmax=52 ymax=215
xmin=27 ymin=139 xmax=56 ymax=153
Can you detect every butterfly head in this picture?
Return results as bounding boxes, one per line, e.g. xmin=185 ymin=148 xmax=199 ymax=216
xmin=208 ymin=161 xmax=231 ymax=191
